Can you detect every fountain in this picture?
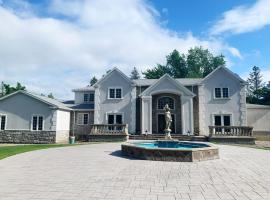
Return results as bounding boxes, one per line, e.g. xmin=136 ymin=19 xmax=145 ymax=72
xmin=121 ymin=104 xmax=219 ymax=162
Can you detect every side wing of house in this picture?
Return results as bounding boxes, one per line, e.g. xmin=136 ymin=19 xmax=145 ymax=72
xmin=0 ymin=92 xmax=55 ymax=131
xmin=94 ymin=68 xmax=136 ymax=133
xmin=0 ymin=91 xmax=71 ymax=143
xmin=199 ymin=67 xmax=247 ymax=135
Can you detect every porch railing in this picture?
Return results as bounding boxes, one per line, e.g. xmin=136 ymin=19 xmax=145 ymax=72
xmin=209 ymin=126 xmax=253 ymax=137
xmin=90 ymin=124 xmax=128 ymax=135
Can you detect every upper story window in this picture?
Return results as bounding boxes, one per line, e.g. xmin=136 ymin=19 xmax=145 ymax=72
xmin=0 ymin=115 xmax=6 ymax=131
xmin=84 ymin=93 xmax=95 ymax=103
xmin=77 ymin=113 xmax=89 ymax=125
xmin=32 ymin=115 xmax=43 ymax=131
xmin=215 ymin=88 xmax=229 ymax=99
xmin=157 ymin=97 xmax=174 ymax=110
xmin=109 ymin=88 xmax=122 ymax=99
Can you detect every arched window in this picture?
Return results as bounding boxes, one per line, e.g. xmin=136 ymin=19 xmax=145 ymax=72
xmin=157 ymin=97 xmax=174 ymax=110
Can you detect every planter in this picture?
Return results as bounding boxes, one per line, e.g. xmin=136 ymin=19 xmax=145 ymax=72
xmin=69 ymin=136 xmax=75 ymax=144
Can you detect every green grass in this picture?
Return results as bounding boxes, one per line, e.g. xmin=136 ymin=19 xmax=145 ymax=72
xmin=0 ymin=144 xmax=73 ymax=160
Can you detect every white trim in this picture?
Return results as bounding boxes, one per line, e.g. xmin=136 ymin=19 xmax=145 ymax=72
xmin=203 ymin=65 xmax=246 ymax=84
xmin=213 ymin=87 xmax=230 ymax=100
xmin=140 ymin=74 xmax=195 ymax=97
xmin=0 ymin=114 xmax=7 ymax=131
xmin=156 ymin=96 xmax=175 ymax=110
xmin=31 ymin=114 xmax=44 ymax=131
xmin=93 ymin=67 xmax=132 ymax=87
xmin=107 ymin=87 xmax=123 ymax=99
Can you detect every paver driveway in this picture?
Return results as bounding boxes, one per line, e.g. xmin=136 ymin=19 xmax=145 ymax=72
xmin=0 ymin=142 xmax=269 ymax=200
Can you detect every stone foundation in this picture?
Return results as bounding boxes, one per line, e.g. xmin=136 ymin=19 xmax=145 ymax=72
xmin=0 ymin=130 xmax=56 ymax=144
xmin=121 ymin=142 xmax=219 ymax=162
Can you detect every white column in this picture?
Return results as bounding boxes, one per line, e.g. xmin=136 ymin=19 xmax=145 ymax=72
xmin=130 ymin=86 xmax=136 ymax=133
xmin=181 ymin=95 xmax=194 ymax=135
xmin=94 ymin=86 xmax=100 ymax=124
xmin=141 ymin=96 xmax=152 ymax=134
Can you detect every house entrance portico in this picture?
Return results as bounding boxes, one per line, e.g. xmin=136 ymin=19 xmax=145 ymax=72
xmin=139 ymin=74 xmax=195 ymax=135
xmin=152 ymin=93 xmax=181 ymax=134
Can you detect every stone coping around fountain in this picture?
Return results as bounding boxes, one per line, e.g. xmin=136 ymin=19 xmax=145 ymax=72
xmin=121 ymin=140 xmax=219 ymax=162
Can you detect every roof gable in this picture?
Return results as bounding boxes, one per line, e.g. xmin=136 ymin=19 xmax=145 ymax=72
xmin=93 ymin=67 xmax=132 ymax=87
xmin=0 ymin=91 xmax=71 ymax=111
xmin=140 ymin=74 xmax=195 ymax=97
xmin=202 ymin=66 xmax=246 ymax=84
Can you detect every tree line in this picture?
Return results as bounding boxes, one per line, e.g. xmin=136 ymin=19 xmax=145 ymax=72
xmin=0 ymin=82 xmax=54 ymax=99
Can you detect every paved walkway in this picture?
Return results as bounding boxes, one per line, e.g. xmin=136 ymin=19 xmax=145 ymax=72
xmin=0 ymin=143 xmax=269 ymax=200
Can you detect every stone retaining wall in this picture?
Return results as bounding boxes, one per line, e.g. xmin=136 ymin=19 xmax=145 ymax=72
xmin=0 ymin=130 xmax=56 ymax=144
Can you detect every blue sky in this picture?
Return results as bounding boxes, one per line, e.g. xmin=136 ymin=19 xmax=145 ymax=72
xmin=0 ymin=0 xmax=270 ymax=98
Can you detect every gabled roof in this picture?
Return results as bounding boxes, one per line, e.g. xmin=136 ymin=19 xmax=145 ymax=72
xmin=133 ymin=78 xmax=203 ymax=86
xmin=202 ymin=65 xmax=246 ymax=84
xmin=0 ymin=90 xmax=72 ymax=111
xmin=140 ymin=74 xmax=195 ymax=97
xmin=93 ymin=67 xmax=132 ymax=87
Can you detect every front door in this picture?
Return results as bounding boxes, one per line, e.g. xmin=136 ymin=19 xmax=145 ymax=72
xmin=157 ymin=114 xmax=175 ymax=134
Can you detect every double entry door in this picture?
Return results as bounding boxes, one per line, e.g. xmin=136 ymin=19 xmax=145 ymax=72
xmin=214 ymin=114 xmax=231 ymax=133
xmin=108 ymin=114 xmax=123 ymax=131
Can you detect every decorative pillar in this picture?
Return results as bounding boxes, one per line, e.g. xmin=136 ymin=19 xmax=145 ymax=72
xmin=181 ymin=95 xmax=194 ymax=135
xmin=141 ymin=96 xmax=152 ymax=134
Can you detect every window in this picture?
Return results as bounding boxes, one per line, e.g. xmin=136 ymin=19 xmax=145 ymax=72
xmin=157 ymin=97 xmax=174 ymax=110
xmin=84 ymin=93 xmax=95 ymax=103
xmin=77 ymin=113 xmax=89 ymax=125
xmin=84 ymin=94 xmax=88 ymax=102
xmin=0 ymin=115 xmax=6 ymax=131
xmin=109 ymin=88 xmax=122 ymax=99
xmin=222 ymin=88 xmax=229 ymax=98
xmin=32 ymin=115 xmax=43 ymax=131
xmin=89 ymin=93 xmax=94 ymax=101
xmin=215 ymin=87 xmax=229 ymax=99
xmin=215 ymin=88 xmax=221 ymax=98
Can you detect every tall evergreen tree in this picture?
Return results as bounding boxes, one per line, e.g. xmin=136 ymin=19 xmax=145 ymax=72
xmin=130 ymin=67 xmax=141 ymax=79
xmin=247 ymin=66 xmax=263 ymax=99
xmin=90 ymin=76 xmax=98 ymax=86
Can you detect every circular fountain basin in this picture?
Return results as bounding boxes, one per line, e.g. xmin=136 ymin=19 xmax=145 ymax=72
xmin=121 ymin=140 xmax=219 ymax=162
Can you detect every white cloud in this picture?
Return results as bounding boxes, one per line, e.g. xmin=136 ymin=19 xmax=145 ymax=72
xmin=0 ymin=0 xmax=240 ymax=99
xmin=210 ymin=0 xmax=270 ymax=35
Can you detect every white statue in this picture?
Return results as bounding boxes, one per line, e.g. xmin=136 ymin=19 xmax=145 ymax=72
xmin=164 ymin=104 xmax=172 ymax=140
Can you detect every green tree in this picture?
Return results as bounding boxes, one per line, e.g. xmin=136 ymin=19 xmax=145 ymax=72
xmin=142 ymin=47 xmax=225 ymax=79
xmin=187 ymin=46 xmax=225 ymax=78
xmin=167 ymin=50 xmax=188 ymax=78
xmin=2 ymin=82 xmax=26 ymax=96
xmin=90 ymin=76 xmax=98 ymax=86
xmin=247 ymin=66 xmax=264 ymax=101
xmin=143 ymin=64 xmax=171 ymax=79
xmin=47 ymin=93 xmax=54 ymax=99
xmin=130 ymin=67 xmax=141 ymax=79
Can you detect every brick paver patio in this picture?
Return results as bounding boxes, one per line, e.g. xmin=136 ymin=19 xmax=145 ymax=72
xmin=0 ymin=142 xmax=269 ymax=200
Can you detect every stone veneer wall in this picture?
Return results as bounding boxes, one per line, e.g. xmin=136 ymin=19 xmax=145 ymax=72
xmin=0 ymin=130 xmax=56 ymax=144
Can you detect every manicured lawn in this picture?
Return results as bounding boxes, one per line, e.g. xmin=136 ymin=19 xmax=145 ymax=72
xmin=0 ymin=144 xmax=73 ymax=160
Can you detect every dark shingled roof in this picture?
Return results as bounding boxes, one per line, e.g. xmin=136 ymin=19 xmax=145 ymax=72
xmin=70 ymin=103 xmax=94 ymax=110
